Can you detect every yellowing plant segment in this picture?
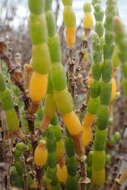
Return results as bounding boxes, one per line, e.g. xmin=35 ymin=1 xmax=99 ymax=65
xmin=83 ymin=3 xmax=93 ymax=38
xmin=63 ymin=111 xmax=83 ymax=136
xmin=34 ymin=140 xmax=48 ymax=166
xmin=28 ymin=0 xmax=51 ymax=104
xmin=29 ymin=72 xmax=48 ymax=103
xmin=56 ymin=164 xmax=68 ymax=184
xmin=62 ymin=0 xmax=76 ymax=48
xmin=81 ymin=96 xmax=100 ymax=147
xmin=56 ymin=139 xmax=65 ymax=161
xmin=45 ymin=0 xmax=83 ymax=143
xmin=81 ymin=2 xmax=102 ymax=149
xmin=111 ymin=77 xmax=117 ymax=102
xmin=81 ymin=112 xmax=95 ymax=146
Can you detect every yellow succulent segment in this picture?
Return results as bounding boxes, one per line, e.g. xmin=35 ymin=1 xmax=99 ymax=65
xmin=81 ymin=113 xmax=95 ymax=146
xmin=56 ymin=139 xmax=65 ymax=160
xmin=92 ymin=168 xmax=105 ymax=185
xmin=65 ymin=27 xmax=76 ymax=48
xmin=83 ymin=12 xmax=93 ymax=30
xmin=29 ymin=72 xmax=48 ymax=103
xmin=82 ymin=112 xmax=95 ymax=128
xmin=34 ymin=141 xmax=48 ymax=166
xmin=81 ymin=126 xmax=93 ymax=147
xmin=111 ymin=77 xmax=117 ymax=102
xmin=56 ymin=164 xmax=68 ymax=184
xmin=63 ymin=111 xmax=83 ymax=136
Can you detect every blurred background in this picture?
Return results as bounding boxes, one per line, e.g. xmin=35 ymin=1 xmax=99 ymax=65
xmin=0 ymin=0 xmax=127 ymax=29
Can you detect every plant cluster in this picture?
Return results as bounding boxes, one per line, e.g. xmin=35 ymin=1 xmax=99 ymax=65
xmin=0 ymin=0 xmax=127 ymax=190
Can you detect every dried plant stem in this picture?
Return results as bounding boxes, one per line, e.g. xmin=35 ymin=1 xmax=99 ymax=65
xmin=79 ymin=159 xmax=86 ymax=190
xmin=36 ymin=167 xmax=43 ymax=190
xmin=0 ymin=140 xmax=12 ymax=190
